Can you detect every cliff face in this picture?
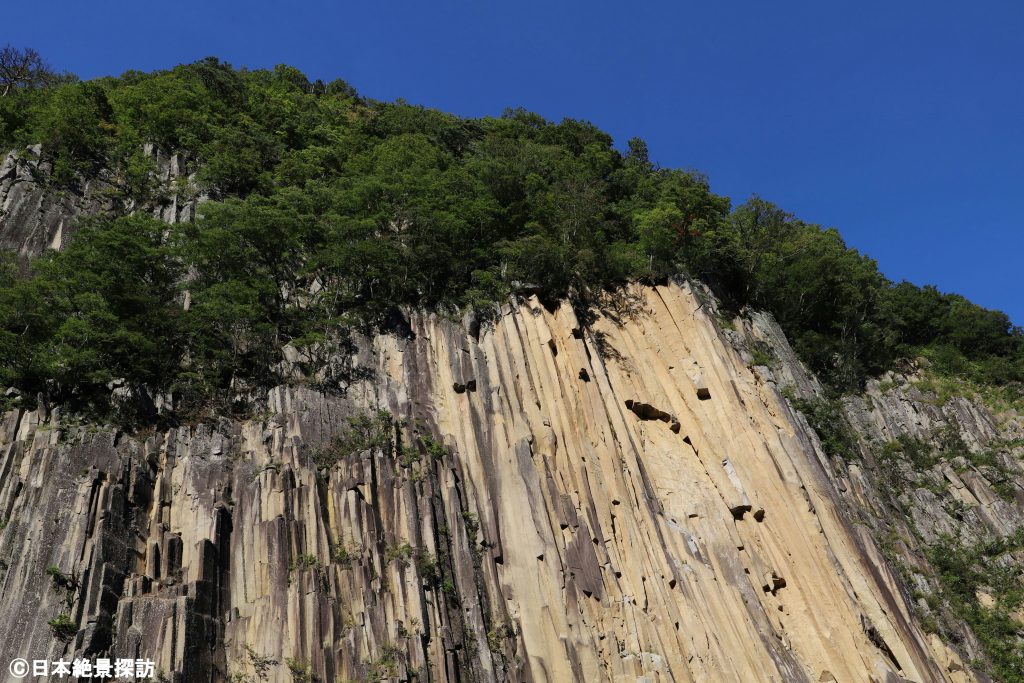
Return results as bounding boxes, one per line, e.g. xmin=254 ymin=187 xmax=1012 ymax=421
xmin=0 ymin=279 xmax=996 ymax=682
xmin=740 ymin=312 xmax=1024 ymax=681
xmin=838 ymin=373 xmax=1024 ymax=670
xmin=0 ymin=146 xmax=200 ymax=256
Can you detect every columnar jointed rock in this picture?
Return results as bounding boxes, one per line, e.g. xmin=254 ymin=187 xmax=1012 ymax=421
xmin=0 ymin=281 xmax=978 ymax=681
xmin=739 ymin=302 xmax=1024 ymax=680
xmin=0 ymin=146 xmax=202 ymax=257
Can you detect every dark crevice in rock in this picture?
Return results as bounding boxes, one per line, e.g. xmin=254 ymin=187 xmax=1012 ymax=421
xmin=731 ymin=505 xmax=752 ymax=521
xmin=862 ymin=616 xmax=902 ymax=672
xmin=762 ymin=573 xmax=786 ymax=595
xmin=624 ymin=400 xmax=673 ymax=424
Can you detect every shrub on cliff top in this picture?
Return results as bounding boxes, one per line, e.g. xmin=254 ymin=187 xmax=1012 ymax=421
xmin=0 ymin=59 xmax=1020 ymax=421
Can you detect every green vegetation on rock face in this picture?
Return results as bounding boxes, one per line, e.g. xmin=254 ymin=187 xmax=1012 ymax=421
xmin=926 ymin=531 xmax=1024 ymax=682
xmin=787 ymin=395 xmax=859 ymax=461
xmin=46 ymin=613 xmax=78 ymax=642
xmin=0 ymin=58 xmax=1021 ymax=420
xmin=309 ymin=409 xmax=394 ymax=469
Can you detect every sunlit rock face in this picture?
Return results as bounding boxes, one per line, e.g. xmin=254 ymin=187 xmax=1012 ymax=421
xmin=2 ymin=278 xmax=1000 ymax=682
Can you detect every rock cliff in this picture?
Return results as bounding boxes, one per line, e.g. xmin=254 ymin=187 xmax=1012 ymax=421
xmin=3 ymin=278 xmax=1013 ymax=682
xmin=0 ymin=145 xmax=200 ymax=256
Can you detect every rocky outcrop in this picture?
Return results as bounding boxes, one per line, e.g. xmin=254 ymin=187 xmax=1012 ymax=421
xmin=739 ymin=306 xmax=1024 ymax=681
xmin=0 ymin=280 xmax=979 ymax=682
xmin=0 ymin=145 xmax=201 ymax=256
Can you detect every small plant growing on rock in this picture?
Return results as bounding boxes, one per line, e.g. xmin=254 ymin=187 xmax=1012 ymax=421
xmin=748 ymin=342 xmax=772 ymax=367
xmin=396 ymin=617 xmax=421 ymax=639
xmin=385 ymin=542 xmax=414 ymax=570
xmin=398 ymin=440 xmax=421 ymax=467
xmin=462 ymin=511 xmax=480 ymax=539
xmin=364 ymin=645 xmax=402 ymax=680
xmin=486 ymin=627 xmax=502 ymax=653
xmin=790 ymin=396 xmax=859 ymax=462
xmin=311 ymin=409 xmax=393 ymax=469
xmin=417 ymin=435 xmax=447 ymax=460
xmin=331 ymin=542 xmax=361 ymax=568
xmin=46 ymin=565 xmax=79 ymax=590
xmin=487 ymin=621 xmax=518 ymax=654
xmin=288 ymin=554 xmax=319 ymax=574
xmin=441 ymin=579 xmax=459 ymax=603
xmin=414 ymin=549 xmax=440 ymax=586
xmin=284 ymin=657 xmax=315 ymax=683
xmin=47 ymin=613 xmax=78 ymax=641
xmin=244 ymin=645 xmax=278 ymax=681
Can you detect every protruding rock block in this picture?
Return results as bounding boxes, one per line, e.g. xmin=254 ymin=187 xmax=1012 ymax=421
xmin=762 ymin=571 xmax=786 ymax=595
xmin=682 ymin=358 xmax=712 ymax=399
xmin=722 ymin=458 xmax=753 ymax=519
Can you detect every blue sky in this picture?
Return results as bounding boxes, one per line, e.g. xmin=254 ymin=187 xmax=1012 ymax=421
xmin=5 ymin=0 xmax=1022 ymax=323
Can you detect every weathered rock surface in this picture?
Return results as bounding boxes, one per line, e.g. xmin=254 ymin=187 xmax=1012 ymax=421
xmin=0 ymin=280 xmax=987 ymax=682
xmin=0 ymin=145 xmax=200 ymax=256
xmin=739 ymin=305 xmax=1024 ymax=682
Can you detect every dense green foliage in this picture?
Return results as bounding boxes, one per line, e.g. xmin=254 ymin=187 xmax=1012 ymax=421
xmin=786 ymin=395 xmax=860 ymax=461
xmin=0 ymin=58 xmax=1021 ymax=419
xmin=927 ymin=530 xmax=1024 ymax=682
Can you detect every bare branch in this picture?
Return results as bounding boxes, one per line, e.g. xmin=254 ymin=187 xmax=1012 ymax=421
xmin=0 ymin=44 xmax=57 ymax=96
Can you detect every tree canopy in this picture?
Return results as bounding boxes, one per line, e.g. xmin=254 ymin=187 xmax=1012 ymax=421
xmin=0 ymin=57 xmax=1020 ymax=421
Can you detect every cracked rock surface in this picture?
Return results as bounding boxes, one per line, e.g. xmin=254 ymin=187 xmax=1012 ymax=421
xmin=0 ymin=280 xmax=988 ymax=682
xmin=0 ymin=146 xmax=200 ymax=257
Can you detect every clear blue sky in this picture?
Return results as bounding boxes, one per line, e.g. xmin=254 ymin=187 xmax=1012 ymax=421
xmin=5 ymin=1 xmax=1022 ymax=323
